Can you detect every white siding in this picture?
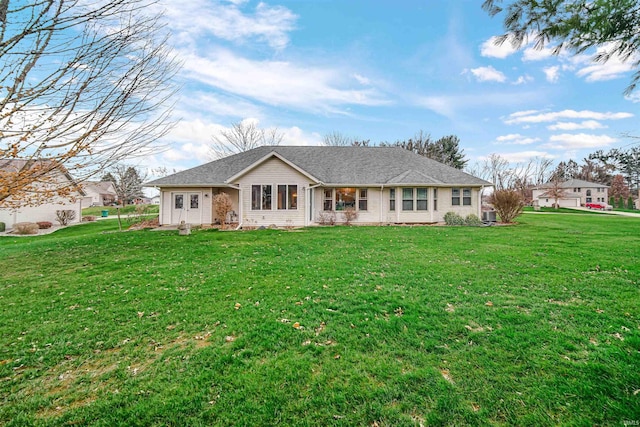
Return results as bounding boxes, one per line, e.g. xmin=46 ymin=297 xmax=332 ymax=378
xmin=0 ymin=196 xmax=82 ymax=229
xmin=234 ymin=158 xmax=310 ymax=227
xmin=312 ymin=186 xmax=482 ymax=224
xmin=160 ymin=187 xmax=239 ymax=225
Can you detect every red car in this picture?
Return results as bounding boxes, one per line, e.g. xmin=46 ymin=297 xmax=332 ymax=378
xmin=585 ymin=202 xmax=612 ymax=210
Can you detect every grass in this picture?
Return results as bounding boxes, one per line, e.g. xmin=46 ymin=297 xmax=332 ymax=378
xmin=81 ymin=204 xmax=159 ymax=217
xmin=1 ymin=214 xmax=639 ymax=426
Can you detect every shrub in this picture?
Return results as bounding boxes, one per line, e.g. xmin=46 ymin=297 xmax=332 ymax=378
xmin=490 ymin=189 xmax=524 ymax=224
xmin=628 ymin=197 xmax=635 ymax=210
xmin=0 ymin=222 xmax=6 ymax=232
xmin=82 ymin=216 xmax=97 ymax=222
xmin=36 ymin=221 xmax=53 ymax=229
xmin=342 ymin=207 xmax=358 ymax=225
xmin=317 ymin=210 xmax=336 ymax=226
xmin=14 ymin=222 xmax=39 ymax=235
xmin=56 ymin=210 xmax=77 ymax=226
xmin=444 ymin=211 xmax=464 ymax=226
xmin=465 ymin=214 xmax=483 ymax=226
xmin=213 ymin=192 xmax=234 ymax=230
xmin=609 ymin=196 xmax=615 ymax=206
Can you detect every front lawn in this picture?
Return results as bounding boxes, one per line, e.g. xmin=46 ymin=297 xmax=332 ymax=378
xmin=1 ymin=215 xmax=639 ymax=426
xmin=81 ymin=204 xmax=159 ymax=217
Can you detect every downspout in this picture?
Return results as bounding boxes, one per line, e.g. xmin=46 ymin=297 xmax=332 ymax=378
xmin=380 ymin=185 xmax=384 ymax=224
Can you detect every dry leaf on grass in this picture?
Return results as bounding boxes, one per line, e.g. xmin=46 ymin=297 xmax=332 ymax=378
xmin=234 ymin=303 xmax=241 ymax=310
xmin=485 ymin=301 xmax=493 ymax=307
xmin=471 ymin=403 xmax=480 ymax=412
xmin=445 ymin=303 xmax=455 ymax=313
xmin=224 ymin=335 xmax=236 ymax=343
xmin=440 ymin=369 xmax=454 ymax=384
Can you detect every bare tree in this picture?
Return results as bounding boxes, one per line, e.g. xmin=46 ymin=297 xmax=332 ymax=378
xmin=0 ymin=0 xmax=179 ymax=208
xmin=210 ymin=120 xmax=284 ymax=159
xmin=213 ymin=192 xmax=234 ymax=230
xmin=322 ymin=131 xmax=354 ymax=146
xmin=545 ymin=177 xmax=568 ymax=209
xmin=104 ymin=164 xmax=148 ymax=205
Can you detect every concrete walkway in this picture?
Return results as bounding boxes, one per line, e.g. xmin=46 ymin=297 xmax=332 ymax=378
xmin=566 ymin=206 xmax=640 ymax=217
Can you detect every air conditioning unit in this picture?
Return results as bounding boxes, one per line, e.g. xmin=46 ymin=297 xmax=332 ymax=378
xmin=482 ymin=211 xmax=496 ymax=222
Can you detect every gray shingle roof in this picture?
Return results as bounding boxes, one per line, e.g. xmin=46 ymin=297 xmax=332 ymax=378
xmin=536 ymin=178 xmax=609 ymax=189
xmin=146 ymin=146 xmax=491 ymax=187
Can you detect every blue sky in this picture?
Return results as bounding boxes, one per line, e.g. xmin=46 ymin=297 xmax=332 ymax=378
xmin=148 ymin=0 xmax=640 ymax=172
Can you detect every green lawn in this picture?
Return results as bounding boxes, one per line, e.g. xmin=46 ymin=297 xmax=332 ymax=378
xmin=1 ymin=214 xmax=639 ymax=426
xmin=81 ymin=204 xmax=159 ymax=217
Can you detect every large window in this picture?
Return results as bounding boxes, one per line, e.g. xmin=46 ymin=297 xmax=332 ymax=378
xmin=277 ymin=185 xmax=297 ymax=210
xmin=251 ymin=185 xmax=272 ymax=210
xmin=323 ymin=189 xmax=332 ymax=211
xmin=190 ymin=194 xmax=199 ymax=209
xmin=452 ymin=188 xmax=472 ymax=206
xmin=389 ymin=188 xmax=395 ymax=211
xmin=402 ymin=188 xmax=413 ymax=211
xmin=359 ymin=189 xmax=368 ymax=211
xmin=452 ymin=188 xmax=460 ymax=206
xmin=416 ymin=188 xmax=428 ymax=210
xmin=463 ymin=188 xmax=471 ymax=206
xmin=335 ymin=188 xmax=356 ymax=211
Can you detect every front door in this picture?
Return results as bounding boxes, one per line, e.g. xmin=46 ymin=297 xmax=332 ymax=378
xmin=171 ymin=192 xmax=202 ymax=224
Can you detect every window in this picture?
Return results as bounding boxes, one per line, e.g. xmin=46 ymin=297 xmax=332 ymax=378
xmin=251 ymin=185 xmax=272 ymax=210
xmin=416 ymin=188 xmax=428 ymax=210
xmin=452 ymin=188 xmax=460 ymax=206
xmin=359 ymin=189 xmax=368 ymax=211
xmin=323 ymin=189 xmax=332 ymax=211
xmin=277 ymin=185 xmax=298 ymax=210
xmin=389 ymin=188 xmax=395 ymax=211
xmin=586 ymin=189 xmax=592 ymax=196
xmin=463 ymin=188 xmax=471 ymax=206
xmin=190 ymin=194 xmax=199 ymax=209
xmin=402 ymin=188 xmax=413 ymax=211
xmin=433 ymin=188 xmax=438 ymax=211
xmin=174 ymin=194 xmax=183 ymax=209
xmin=335 ymin=188 xmax=356 ymax=210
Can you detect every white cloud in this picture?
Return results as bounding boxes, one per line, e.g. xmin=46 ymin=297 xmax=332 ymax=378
xmin=544 ymin=133 xmax=616 ymax=150
xmin=513 ymin=75 xmax=533 ymax=85
xmin=467 ymin=66 xmax=507 ymax=83
xmin=625 ymin=92 xmax=640 ymax=103
xmin=571 ymin=43 xmax=637 ymax=82
xmin=352 ymin=73 xmax=371 ymax=85
xmin=495 ymin=133 xmax=540 ymax=145
xmin=480 ymin=36 xmax=519 ymax=58
xmin=181 ymin=48 xmax=390 ymax=113
xmin=416 ymin=91 xmax=545 ymax=119
xmin=162 ymin=0 xmax=297 ymax=50
xmin=547 ymin=120 xmax=606 ymax=131
xmin=505 ymin=109 xmax=633 ymax=125
xmin=522 ymin=46 xmax=555 ymax=61
xmin=279 ymin=126 xmax=322 ymax=146
xmin=543 ymin=66 xmax=560 ymax=83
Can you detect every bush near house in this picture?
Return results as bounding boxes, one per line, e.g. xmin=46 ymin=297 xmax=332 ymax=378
xmin=36 ymin=221 xmax=52 ymax=229
xmin=55 ymin=209 xmax=76 ymax=226
xmin=444 ymin=211 xmax=465 ymax=225
xmin=490 ymin=189 xmax=524 ymax=223
xmin=13 ymin=222 xmax=39 ymax=234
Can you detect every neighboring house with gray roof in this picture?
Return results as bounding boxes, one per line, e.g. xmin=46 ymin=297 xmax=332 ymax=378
xmin=532 ymin=178 xmax=609 ymax=208
xmin=145 ymin=146 xmax=492 ymax=227
xmin=0 ymin=159 xmax=84 ymax=229
xmin=81 ymin=181 xmax=118 ymax=206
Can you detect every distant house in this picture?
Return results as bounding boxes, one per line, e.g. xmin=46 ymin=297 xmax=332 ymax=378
xmin=145 ymin=146 xmax=492 ymax=227
xmin=532 ymin=178 xmax=609 ymax=208
xmin=0 ymin=159 xmax=84 ymax=229
xmin=151 ymin=195 xmax=161 ymax=205
xmin=81 ymin=181 xmax=117 ymax=206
